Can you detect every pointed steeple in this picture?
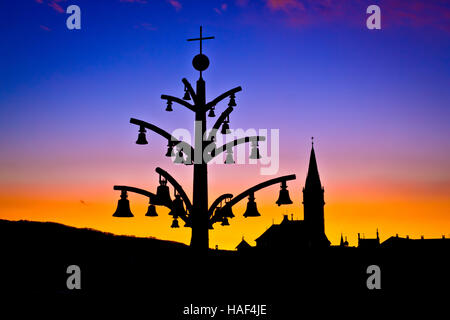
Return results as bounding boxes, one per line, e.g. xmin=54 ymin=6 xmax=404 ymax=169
xmin=305 ymin=137 xmax=322 ymax=190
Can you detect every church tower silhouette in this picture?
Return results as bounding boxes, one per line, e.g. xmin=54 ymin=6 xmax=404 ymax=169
xmin=302 ymin=139 xmax=330 ymax=247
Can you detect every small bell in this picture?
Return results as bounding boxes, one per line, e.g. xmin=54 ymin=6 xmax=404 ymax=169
xmin=228 ymin=93 xmax=237 ymax=107
xmin=275 ymin=181 xmax=293 ymax=206
xmin=220 ymin=203 xmax=234 ymax=218
xmin=136 ymin=126 xmax=148 ymax=145
xmin=208 ymin=106 xmax=216 ymax=117
xmin=221 ymin=121 xmax=230 ymax=135
xmin=169 ymin=194 xmax=186 ymax=218
xmin=221 ymin=217 xmax=230 ymax=226
xmin=183 ymin=86 xmax=191 ymax=100
xmin=174 ymin=148 xmax=185 ymax=164
xmin=243 ymin=193 xmax=261 ymax=218
xmin=208 ymin=221 xmax=214 ymax=230
xmin=249 ymin=141 xmax=261 ymax=159
xmin=166 ymin=100 xmax=173 ymax=112
xmin=113 ymin=191 xmax=134 ymax=217
xmin=224 ymin=148 xmax=235 ymax=164
xmin=145 ymin=204 xmax=158 ymax=217
xmin=171 ymin=218 xmax=179 ymax=228
xmin=184 ymin=219 xmax=192 ymax=228
xmin=165 ymin=142 xmax=174 ymax=157
xmin=154 ymin=176 xmax=172 ymax=206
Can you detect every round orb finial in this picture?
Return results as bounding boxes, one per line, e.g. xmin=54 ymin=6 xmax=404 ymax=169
xmin=192 ymin=54 xmax=210 ymax=71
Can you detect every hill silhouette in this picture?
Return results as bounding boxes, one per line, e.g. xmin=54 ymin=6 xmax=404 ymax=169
xmin=0 ymin=219 xmax=447 ymax=315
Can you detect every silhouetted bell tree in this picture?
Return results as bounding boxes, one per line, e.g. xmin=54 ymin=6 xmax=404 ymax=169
xmin=113 ymin=27 xmax=296 ymax=251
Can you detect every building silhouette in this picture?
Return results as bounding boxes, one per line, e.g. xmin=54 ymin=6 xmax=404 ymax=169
xmin=253 ymin=143 xmax=331 ymax=250
xmin=381 ymin=234 xmax=449 ymax=249
xmin=357 ymin=229 xmax=380 ymax=249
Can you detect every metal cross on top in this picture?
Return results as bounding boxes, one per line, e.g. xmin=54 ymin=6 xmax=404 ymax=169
xmin=187 ymin=26 xmax=215 ymax=54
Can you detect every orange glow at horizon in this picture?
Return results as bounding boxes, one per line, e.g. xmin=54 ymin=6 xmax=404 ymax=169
xmin=1 ymin=166 xmax=449 ymax=250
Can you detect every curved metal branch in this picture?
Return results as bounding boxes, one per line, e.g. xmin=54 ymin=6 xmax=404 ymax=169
xmin=209 ymin=135 xmax=266 ymax=161
xmin=161 ymin=94 xmax=195 ymax=112
xmin=130 ymin=118 xmax=195 ymax=156
xmin=113 ymin=184 xmax=189 ymax=223
xmin=155 ymin=167 xmax=192 ymax=212
xmin=182 ymin=78 xmax=197 ymax=104
xmin=113 ymin=185 xmax=158 ymax=203
xmin=204 ymin=86 xmax=242 ymax=111
xmin=208 ymin=193 xmax=233 ymax=218
xmin=206 ymin=106 xmax=234 ymax=142
xmin=223 ymin=174 xmax=296 ymax=211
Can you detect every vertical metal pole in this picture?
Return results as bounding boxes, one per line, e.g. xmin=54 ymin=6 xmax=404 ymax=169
xmin=190 ymin=77 xmax=209 ymax=251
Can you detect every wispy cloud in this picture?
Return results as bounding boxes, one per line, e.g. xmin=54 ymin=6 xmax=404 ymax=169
xmin=260 ymin=0 xmax=450 ymax=32
xmin=120 ymin=0 xmax=148 ymax=3
xmin=40 ymin=25 xmax=51 ymax=31
xmin=168 ymin=0 xmax=182 ymax=11
xmin=35 ymin=0 xmax=66 ymax=14
xmin=48 ymin=0 xmax=65 ymax=14
xmin=215 ymin=3 xmax=228 ymax=14
xmin=134 ymin=22 xmax=157 ymax=31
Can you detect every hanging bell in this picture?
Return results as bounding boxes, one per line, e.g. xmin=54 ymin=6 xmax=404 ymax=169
xmin=166 ymin=100 xmax=173 ymax=112
xmin=208 ymin=221 xmax=214 ymax=230
xmin=165 ymin=142 xmax=174 ymax=157
xmin=220 ymin=204 xmax=234 ymax=218
xmin=243 ymin=193 xmax=261 ymax=217
xmin=184 ymin=219 xmax=192 ymax=228
xmin=169 ymin=194 xmax=186 ymax=218
xmin=249 ymin=141 xmax=261 ymax=159
xmin=221 ymin=121 xmax=230 ymax=135
xmin=208 ymin=106 xmax=216 ymax=117
xmin=174 ymin=148 xmax=185 ymax=164
xmin=113 ymin=191 xmax=134 ymax=217
xmin=183 ymin=86 xmax=191 ymax=100
xmin=171 ymin=217 xmax=179 ymax=228
xmin=154 ymin=177 xmax=172 ymax=206
xmin=224 ymin=148 xmax=235 ymax=164
xmin=136 ymin=126 xmax=148 ymax=145
xmin=221 ymin=217 xmax=230 ymax=226
xmin=228 ymin=93 xmax=237 ymax=107
xmin=145 ymin=204 xmax=158 ymax=217
xmin=275 ymin=181 xmax=293 ymax=206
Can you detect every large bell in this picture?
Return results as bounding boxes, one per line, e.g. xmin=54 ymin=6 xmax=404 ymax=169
xmin=136 ymin=126 xmax=148 ymax=145
xmin=169 ymin=194 xmax=186 ymax=218
xmin=276 ymin=181 xmax=293 ymax=206
xmin=171 ymin=218 xmax=179 ymax=228
xmin=154 ymin=178 xmax=172 ymax=206
xmin=113 ymin=191 xmax=134 ymax=217
xmin=145 ymin=204 xmax=158 ymax=217
xmin=243 ymin=193 xmax=261 ymax=218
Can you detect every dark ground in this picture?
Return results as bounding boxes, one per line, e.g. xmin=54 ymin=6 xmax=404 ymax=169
xmin=0 ymin=219 xmax=448 ymax=317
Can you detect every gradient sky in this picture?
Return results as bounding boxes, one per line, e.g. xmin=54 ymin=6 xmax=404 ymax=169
xmin=1 ymin=0 xmax=449 ymax=250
